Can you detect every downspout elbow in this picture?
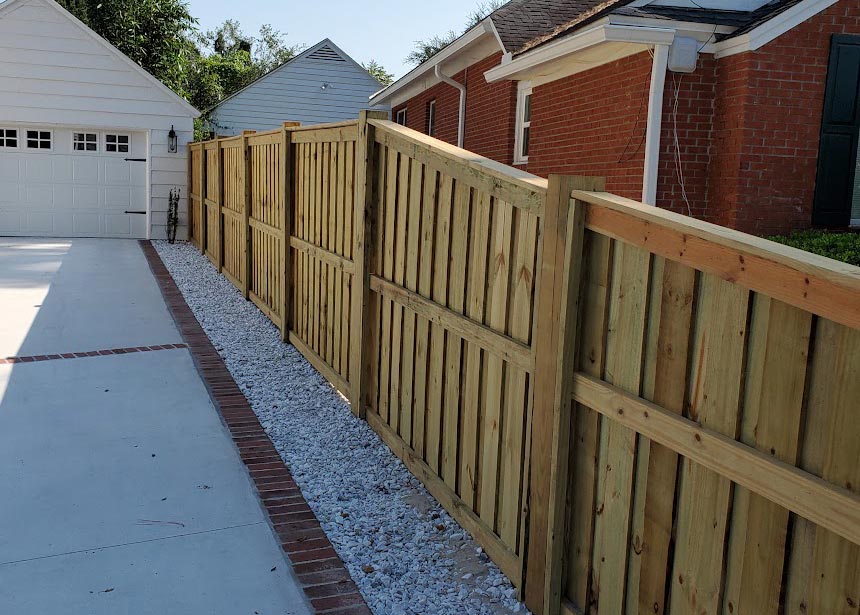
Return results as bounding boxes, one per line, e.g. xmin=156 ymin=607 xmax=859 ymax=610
xmin=435 ymin=64 xmax=466 ymax=148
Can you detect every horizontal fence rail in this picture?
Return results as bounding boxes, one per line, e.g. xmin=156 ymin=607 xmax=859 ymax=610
xmin=187 ymin=113 xmax=860 ymax=615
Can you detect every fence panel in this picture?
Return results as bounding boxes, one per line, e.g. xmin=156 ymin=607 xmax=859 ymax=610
xmin=186 ymin=117 xmax=860 ymax=615
xmin=246 ymin=130 xmax=287 ymax=326
xmin=539 ymin=191 xmax=860 ymax=615
xmin=288 ymin=122 xmax=359 ymax=396
xmin=360 ymin=119 xmax=550 ymax=587
xmin=219 ymin=137 xmax=245 ymax=290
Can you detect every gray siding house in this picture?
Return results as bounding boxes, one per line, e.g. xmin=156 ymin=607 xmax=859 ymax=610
xmin=206 ymin=39 xmax=388 ymax=135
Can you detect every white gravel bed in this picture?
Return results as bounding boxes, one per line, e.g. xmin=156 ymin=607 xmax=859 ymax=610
xmin=154 ymin=241 xmax=528 ymax=615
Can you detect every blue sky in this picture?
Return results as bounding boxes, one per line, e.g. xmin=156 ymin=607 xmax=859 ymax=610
xmin=187 ymin=0 xmax=484 ymax=79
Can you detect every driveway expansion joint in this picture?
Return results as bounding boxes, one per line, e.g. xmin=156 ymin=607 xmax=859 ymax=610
xmin=1 ymin=344 xmax=187 ymax=364
xmin=139 ymin=241 xmax=372 ymax=615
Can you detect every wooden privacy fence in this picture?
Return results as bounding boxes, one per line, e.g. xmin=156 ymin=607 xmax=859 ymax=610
xmin=187 ymin=112 xmax=860 ymax=615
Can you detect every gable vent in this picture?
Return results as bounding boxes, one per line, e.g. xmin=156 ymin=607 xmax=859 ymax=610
xmin=307 ymin=46 xmax=346 ymax=62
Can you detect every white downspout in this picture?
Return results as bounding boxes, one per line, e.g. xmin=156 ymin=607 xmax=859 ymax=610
xmin=435 ymin=64 xmax=466 ymax=148
xmin=642 ymin=43 xmax=669 ymax=206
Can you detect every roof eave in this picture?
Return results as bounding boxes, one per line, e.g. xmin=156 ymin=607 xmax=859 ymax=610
xmin=712 ymin=0 xmax=839 ymax=58
xmin=484 ymin=22 xmax=676 ymax=83
xmin=369 ymin=19 xmax=501 ymax=106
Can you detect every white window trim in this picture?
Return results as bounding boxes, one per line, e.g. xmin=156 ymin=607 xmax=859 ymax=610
xmin=104 ymin=132 xmax=131 ymax=155
xmin=427 ymin=100 xmax=437 ymax=136
xmin=514 ymin=81 xmax=532 ymax=165
xmin=25 ymin=129 xmax=53 ymax=152
xmin=0 ymin=127 xmax=19 ymax=149
xmin=72 ymin=131 xmax=99 ymax=153
xmin=396 ymin=108 xmax=408 ymax=126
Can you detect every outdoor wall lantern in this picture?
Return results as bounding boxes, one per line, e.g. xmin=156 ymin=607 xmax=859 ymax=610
xmin=168 ymin=125 xmax=178 ymax=153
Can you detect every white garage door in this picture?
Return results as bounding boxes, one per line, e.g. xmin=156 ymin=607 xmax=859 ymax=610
xmin=0 ymin=126 xmax=147 ymax=238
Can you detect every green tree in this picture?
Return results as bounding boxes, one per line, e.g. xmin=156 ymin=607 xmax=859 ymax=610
xmin=406 ymin=0 xmax=506 ymax=66
xmin=363 ymin=60 xmax=395 ymax=87
xmin=58 ymin=0 xmax=196 ymax=97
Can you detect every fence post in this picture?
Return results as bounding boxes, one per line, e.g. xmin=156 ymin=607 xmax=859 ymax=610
xmin=350 ymin=109 xmax=389 ymax=418
xmin=525 ymin=175 xmax=605 ymax=615
xmin=215 ymin=138 xmax=225 ymax=271
xmin=242 ymin=130 xmax=255 ymax=298
xmin=280 ymin=121 xmax=301 ymax=342
xmin=200 ymin=142 xmax=208 ymax=256
xmin=186 ymin=142 xmax=192 ymax=245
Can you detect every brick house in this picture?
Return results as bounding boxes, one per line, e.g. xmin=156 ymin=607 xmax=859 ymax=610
xmin=370 ymin=0 xmax=860 ymax=235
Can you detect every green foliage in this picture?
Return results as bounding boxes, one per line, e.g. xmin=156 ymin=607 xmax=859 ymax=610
xmin=191 ymin=20 xmax=304 ymax=119
xmin=363 ymin=60 xmax=395 ymax=87
xmin=769 ymin=230 xmax=860 ymax=266
xmin=406 ymin=0 xmax=506 ymax=66
xmin=57 ymin=3 xmax=303 ymax=121
xmin=58 ymin=0 xmax=196 ymax=97
xmin=405 ymin=31 xmax=459 ymax=66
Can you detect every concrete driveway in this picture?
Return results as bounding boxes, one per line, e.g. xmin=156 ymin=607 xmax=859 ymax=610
xmin=0 ymin=239 xmax=311 ymax=615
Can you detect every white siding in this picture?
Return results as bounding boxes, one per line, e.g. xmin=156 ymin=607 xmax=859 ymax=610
xmin=210 ymin=41 xmax=389 ymax=135
xmin=0 ymin=0 xmax=198 ymax=238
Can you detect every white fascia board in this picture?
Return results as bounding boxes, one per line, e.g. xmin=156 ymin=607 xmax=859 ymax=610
xmin=713 ymin=0 xmax=839 ymax=58
xmin=369 ymin=21 xmax=499 ymax=106
xmin=484 ymin=23 xmax=676 ymax=83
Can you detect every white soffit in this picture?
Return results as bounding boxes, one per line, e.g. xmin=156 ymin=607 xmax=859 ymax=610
xmin=484 ymin=23 xmax=676 ymax=84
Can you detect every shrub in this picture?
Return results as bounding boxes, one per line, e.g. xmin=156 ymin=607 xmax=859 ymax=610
xmin=768 ymin=230 xmax=860 ymax=267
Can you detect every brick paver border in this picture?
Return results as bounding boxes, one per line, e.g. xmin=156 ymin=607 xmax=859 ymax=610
xmin=139 ymin=241 xmax=371 ymax=615
xmin=0 ymin=344 xmax=187 ymax=364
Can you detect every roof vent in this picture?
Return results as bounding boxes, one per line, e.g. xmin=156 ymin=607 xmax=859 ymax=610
xmin=307 ymin=46 xmax=345 ymax=62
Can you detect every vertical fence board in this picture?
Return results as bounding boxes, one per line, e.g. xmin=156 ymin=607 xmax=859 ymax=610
xmin=669 ymin=275 xmax=750 ymax=615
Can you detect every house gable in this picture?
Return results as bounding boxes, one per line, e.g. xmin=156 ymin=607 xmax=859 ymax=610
xmin=209 ymin=39 xmax=387 ymax=134
xmin=0 ymin=0 xmax=198 ymax=128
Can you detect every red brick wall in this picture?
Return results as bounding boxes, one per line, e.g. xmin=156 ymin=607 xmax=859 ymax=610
xmin=711 ymin=1 xmax=860 ymax=235
xmin=391 ymin=2 xmax=860 ymax=235
xmin=657 ymin=55 xmax=718 ymax=219
xmin=392 ymin=53 xmax=517 ymax=164
xmin=526 ymin=52 xmax=653 ymax=200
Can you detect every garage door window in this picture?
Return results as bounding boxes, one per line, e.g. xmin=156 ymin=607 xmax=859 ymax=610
xmin=26 ymin=130 xmax=52 ymax=150
xmin=105 ymin=134 xmax=130 ymax=153
xmin=0 ymin=128 xmax=17 ymax=148
xmin=73 ymin=132 xmax=98 ymax=152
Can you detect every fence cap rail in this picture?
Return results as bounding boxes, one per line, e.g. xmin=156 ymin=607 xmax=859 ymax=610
xmin=289 ymin=119 xmax=358 ymax=132
xmin=573 ymin=189 xmax=860 ymax=328
xmin=370 ymin=119 xmax=548 ymax=205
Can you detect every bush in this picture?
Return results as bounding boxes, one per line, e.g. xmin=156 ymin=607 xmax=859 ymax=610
xmin=768 ymin=230 xmax=860 ymax=267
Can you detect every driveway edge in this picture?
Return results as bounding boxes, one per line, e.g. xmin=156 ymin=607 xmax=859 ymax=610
xmin=139 ymin=240 xmax=372 ymax=615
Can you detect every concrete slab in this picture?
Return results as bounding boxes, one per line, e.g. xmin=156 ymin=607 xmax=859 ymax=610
xmin=0 ymin=238 xmax=181 ymax=357
xmin=0 ymin=522 xmax=310 ymax=615
xmin=0 ymin=239 xmax=313 ymax=615
xmin=0 ymin=351 xmax=268 ymax=562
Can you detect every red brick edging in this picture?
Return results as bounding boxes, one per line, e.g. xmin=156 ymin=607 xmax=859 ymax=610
xmin=139 ymin=241 xmax=371 ymax=615
xmin=0 ymin=344 xmax=187 ymax=365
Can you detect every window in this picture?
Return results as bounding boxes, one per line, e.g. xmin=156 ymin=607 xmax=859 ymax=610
xmin=514 ymin=83 xmax=532 ymax=164
xmin=427 ymin=100 xmax=436 ymax=137
xmin=396 ymin=108 xmax=407 ymax=126
xmin=26 ymin=130 xmax=52 ymax=150
xmin=0 ymin=128 xmax=17 ymax=148
xmin=73 ymin=132 xmax=98 ymax=152
xmin=105 ymin=133 xmax=130 ymax=153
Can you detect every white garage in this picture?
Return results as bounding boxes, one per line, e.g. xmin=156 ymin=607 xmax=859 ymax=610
xmin=0 ymin=0 xmax=199 ymax=240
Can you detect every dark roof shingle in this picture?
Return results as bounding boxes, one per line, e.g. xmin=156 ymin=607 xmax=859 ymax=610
xmin=489 ymin=0 xmax=631 ymax=55
xmin=488 ymin=0 xmax=806 ymax=55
